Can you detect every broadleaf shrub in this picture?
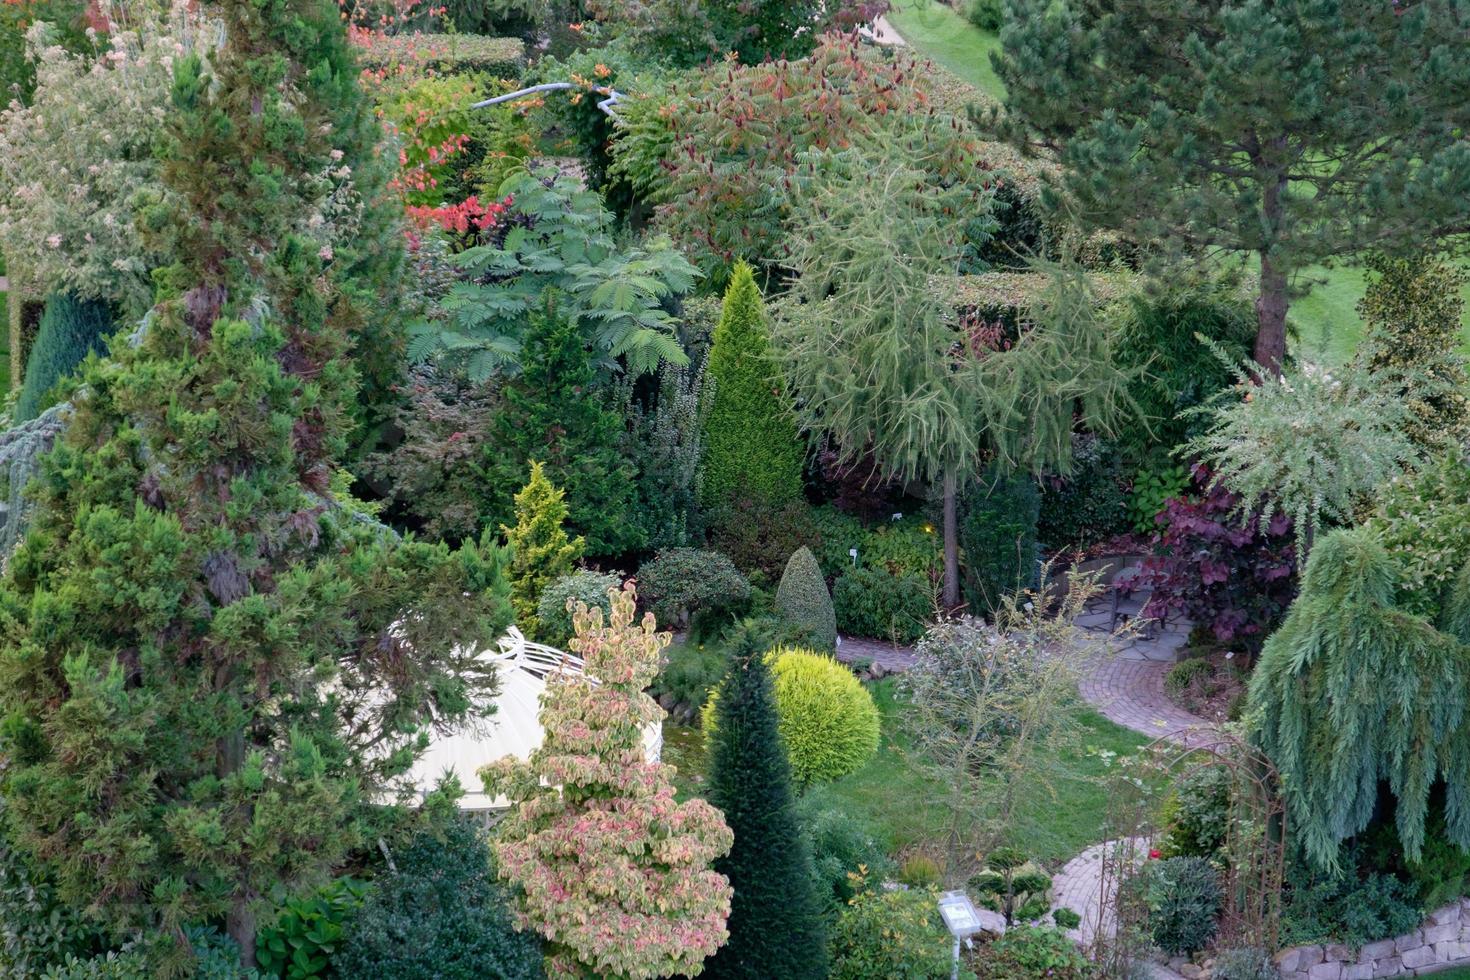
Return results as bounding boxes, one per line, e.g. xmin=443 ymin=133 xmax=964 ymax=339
xmin=775 ymin=547 xmax=837 ymax=651
xmin=811 ymin=507 xmax=941 ymax=582
xmin=710 ymin=496 xmax=819 ymax=583
xmin=1036 ymin=435 xmax=1129 ymax=551
xmin=793 ymin=788 xmax=895 ymax=910
xmin=1143 ymin=857 xmax=1221 ymax=956
xmin=703 ymin=647 xmax=880 ymax=789
xmin=1279 ymin=864 xmax=1422 ymax=948
xmin=1141 ymin=472 xmax=1297 ymax=655
xmin=833 ymin=567 xmax=931 ymax=644
xmin=535 ymin=570 xmax=621 ymax=647
xmin=828 ymin=882 xmax=956 ymax=980
xmin=971 ymin=925 xmax=1091 ymax=980
xmin=256 ymin=878 xmax=370 ymax=979
xmin=637 ymin=549 xmax=750 ymax=630
xmin=333 ymin=818 xmax=545 ymax=979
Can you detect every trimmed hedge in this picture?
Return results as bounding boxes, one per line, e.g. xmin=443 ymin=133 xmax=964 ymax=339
xmin=776 ymin=546 xmax=836 ymax=651
xmin=356 ymin=34 xmax=525 ymax=78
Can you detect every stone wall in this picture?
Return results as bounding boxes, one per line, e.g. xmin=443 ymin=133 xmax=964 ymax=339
xmin=1274 ymin=900 xmax=1470 ymax=979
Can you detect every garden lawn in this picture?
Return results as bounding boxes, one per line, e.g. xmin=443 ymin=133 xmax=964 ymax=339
xmin=885 ymin=0 xmax=1006 ymax=102
xmin=663 ymin=677 xmax=1148 ymax=868
xmin=1291 ymin=262 xmax=1470 ymax=365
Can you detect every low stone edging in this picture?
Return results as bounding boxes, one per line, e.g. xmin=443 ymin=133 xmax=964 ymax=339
xmin=1274 ymin=899 xmax=1470 ymax=979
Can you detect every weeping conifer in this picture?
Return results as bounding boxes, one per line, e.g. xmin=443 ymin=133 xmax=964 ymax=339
xmin=0 ymin=0 xmax=511 ymax=969
xmin=1248 ymin=528 xmax=1470 ymax=868
xmin=705 ymin=631 xmax=827 ymax=980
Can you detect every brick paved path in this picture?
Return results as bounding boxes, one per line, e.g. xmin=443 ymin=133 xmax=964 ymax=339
xmin=834 ymin=634 xmax=918 ymax=674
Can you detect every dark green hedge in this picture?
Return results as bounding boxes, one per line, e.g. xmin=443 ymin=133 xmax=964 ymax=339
xmin=15 ymin=293 xmax=111 ymax=423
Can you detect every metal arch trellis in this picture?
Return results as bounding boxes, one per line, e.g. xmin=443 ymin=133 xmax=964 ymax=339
xmin=1088 ymin=726 xmax=1286 ymax=976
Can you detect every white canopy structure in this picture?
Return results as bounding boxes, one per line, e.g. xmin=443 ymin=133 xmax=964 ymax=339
xmin=405 ymin=627 xmax=664 ymax=815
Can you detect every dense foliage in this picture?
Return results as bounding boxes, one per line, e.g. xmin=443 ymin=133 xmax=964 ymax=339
xmin=828 ymin=883 xmax=956 ymax=980
xmin=535 ymin=569 xmax=620 ymax=648
xmin=501 ymin=461 xmax=584 ymax=637
xmin=959 ymin=470 xmax=1040 ymax=616
xmin=14 ymin=294 xmax=111 ymax=424
xmin=704 ymin=639 xmax=827 ymax=980
xmin=333 ymin=818 xmax=545 ymax=979
xmin=637 ymin=548 xmax=750 ymax=630
xmin=0 ymin=0 xmax=512 ymax=967
xmin=1142 ymin=856 xmax=1221 ymax=956
xmin=833 ymin=567 xmax=931 ymax=644
xmin=482 ymin=584 xmax=733 ymax=979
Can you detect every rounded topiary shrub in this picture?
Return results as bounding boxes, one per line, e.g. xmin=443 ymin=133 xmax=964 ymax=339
xmin=637 ymin=547 xmax=750 ymax=629
xmin=703 ymin=646 xmax=880 ymax=788
xmin=535 ymin=569 xmax=621 ymax=646
xmin=776 ymin=546 xmax=836 ymax=650
xmin=1144 ymin=856 xmax=1222 ymax=956
xmin=334 ymin=817 xmax=545 ymax=979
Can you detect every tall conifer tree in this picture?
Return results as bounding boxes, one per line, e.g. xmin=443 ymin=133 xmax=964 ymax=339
xmin=0 ymin=0 xmax=512 ymax=966
xmin=704 ymin=632 xmax=827 ymax=980
xmin=992 ymin=0 xmax=1470 ymax=374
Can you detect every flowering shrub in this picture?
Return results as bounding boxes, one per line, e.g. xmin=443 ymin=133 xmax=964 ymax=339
xmin=1140 ymin=471 xmax=1297 ymax=655
xmin=482 ymin=584 xmax=733 ymax=979
xmin=0 ymin=16 xmax=200 ymax=310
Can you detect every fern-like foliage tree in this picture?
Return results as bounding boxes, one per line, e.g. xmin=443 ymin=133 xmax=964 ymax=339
xmin=772 ymin=114 xmax=1136 ymax=607
xmin=1249 ymin=529 xmax=1470 ymax=869
xmin=0 ymin=0 xmax=513 ymax=967
xmin=422 ymin=168 xmax=696 ymax=381
xmin=1183 ymin=349 xmax=1423 ymax=557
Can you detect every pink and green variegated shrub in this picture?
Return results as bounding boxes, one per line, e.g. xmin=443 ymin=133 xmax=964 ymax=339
xmin=482 ymin=583 xmax=733 ymax=979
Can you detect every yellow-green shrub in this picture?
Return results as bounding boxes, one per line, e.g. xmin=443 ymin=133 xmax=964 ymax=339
xmin=703 ymin=647 xmax=880 ymax=788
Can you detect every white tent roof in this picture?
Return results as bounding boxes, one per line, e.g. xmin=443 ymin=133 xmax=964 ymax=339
xmin=407 ymin=627 xmax=663 ymax=811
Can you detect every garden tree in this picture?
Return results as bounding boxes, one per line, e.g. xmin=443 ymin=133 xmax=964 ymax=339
xmin=704 ymin=633 xmax=827 ymax=980
xmin=482 ymin=584 xmax=734 ymax=979
xmin=701 ymin=262 xmax=804 ymax=513
xmin=773 ymin=114 xmax=1136 ymax=607
xmin=501 ymin=461 xmax=585 ymax=638
xmin=0 ymin=0 xmax=515 ymax=968
xmin=14 ymin=293 xmax=111 ymax=423
xmin=992 ymin=0 xmax=1470 ymax=374
xmin=1183 ymin=349 xmax=1422 ymax=557
xmin=618 ymin=361 xmax=711 ymax=550
xmin=483 ymin=307 xmax=643 ymax=556
xmin=1248 ymin=529 xmax=1470 ymax=868
xmin=1357 ymin=252 xmax=1470 ymax=453
xmin=900 ymin=576 xmax=1105 ymax=866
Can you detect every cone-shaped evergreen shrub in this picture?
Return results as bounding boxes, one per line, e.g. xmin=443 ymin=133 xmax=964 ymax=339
xmin=704 ymin=633 xmax=827 ymax=980
xmin=502 ymin=461 xmax=584 ymax=638
xmin=701 ymin=262 xmax=804 ymax=512
xmin=703 ymin=646 xmax=880 ymax=789
xmin=1249 ymin=528 xmax=1470 ymax=868
xmin=14 ymin=293 xmax=111 ymax=423
xmin=776 ymin=546 xmax=836 ymax=650
xmin=0 ymin=0 xmax=513 ymax=967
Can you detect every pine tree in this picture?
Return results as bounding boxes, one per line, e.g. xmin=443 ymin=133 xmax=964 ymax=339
xmin=482 ymin=583 xmax=734 ymax=979
xmin=701 ymin=262 xmax=804 ymax=514
xmin=704 ymin=634 xmax=827 ymax=980
xmin=0 ymin=0 xmax=512 ymax=968
xmin=501 ymin=461 xmax=584 ymax=638
xmin=484 ymin=306 xmax=643 ymax=557
xmin=992 ymin=0 xmax=1470 ymax=374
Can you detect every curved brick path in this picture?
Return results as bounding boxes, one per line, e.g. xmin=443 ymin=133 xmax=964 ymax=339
xmin=1079 ymin=655 xmax=1218 ymax=749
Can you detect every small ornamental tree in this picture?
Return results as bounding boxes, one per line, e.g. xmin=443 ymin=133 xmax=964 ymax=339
xmin=482 ymin=584 xmax=734 ymax=980
xmin=701 ymin=262 xmax=804 ymax=513
xmin=502 ymin=461 xmax=585 ymax=637
xmin=704 ymin=636 xmax=827 ymax=980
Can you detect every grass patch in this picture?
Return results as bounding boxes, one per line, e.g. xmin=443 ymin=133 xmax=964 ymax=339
xmin=885 ymin=0 xmax=1006 ymax=102
xmin=1290 ymin=262 xmax=1470 ymax=365
xmin=663 ymin=677 xmax=1149 ymax=869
